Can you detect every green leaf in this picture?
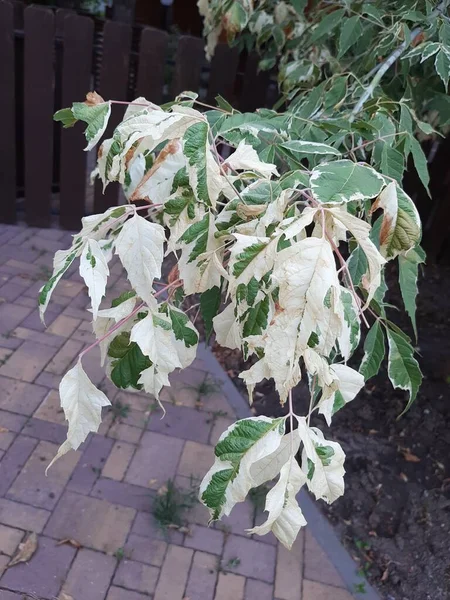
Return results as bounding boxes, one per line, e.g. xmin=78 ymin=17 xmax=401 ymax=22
xmin=410 ymin=138 xmax=430 ymax=194
xmin=200 ymin=286 xmax=222 ymax=341
xmin=108 ymin=332 xmax=151 ymax=390
xmin=380 ymin=145 xmax=405 ymax=182
xmin=387 ymin=329 xmax=422 ymax=414
xmin=201 ymin=417 xmax=285 ymax=519
xmin=179 ymin=213 xmax=210 ymax=244
xmin=435 ymin=49 xmax=450 ymax=91
xmin=111 ymin=290 xmax=136 ymax=308
xmin=398 ymin=246 xmax=425 ymax=339
xmin=242 ymin=296 xmax=270 ymax=338
xmin=291 ymin=0 xmax=307 ymax=15
xmin=360 ymin=321 xmax=385 ymax=381
xmin=310 ymin=160 xmax=384 ymax=204
xmin=340 ymin=288 xmax=360 ymax=357
xmin=71 ymin=101 xmax=111 ymax=151
xmin=54 ymin=108 xmax=77 ymax=128
xmin=420 ymin=41 xmax=440 ymax=62
xmin=279 ymin=170 xmax=310 ymax=190
xmin=347 ymin=246 xmax=368 ymax=286
xmin=338 ymin=16 xmax=364 ymax=58
xmin=169 ymin=307 xmax=199 ymax=348
xmin=280 ymin=141 xmax=340 ymax=156
xmin=183 ymin=122 xmax=221 ymax=206
xmin=310 ymin=9 xmax=345 ymax=42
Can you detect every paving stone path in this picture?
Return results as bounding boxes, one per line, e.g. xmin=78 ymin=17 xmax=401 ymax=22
xmin=0 ymin=224 xmax=366 ymax=600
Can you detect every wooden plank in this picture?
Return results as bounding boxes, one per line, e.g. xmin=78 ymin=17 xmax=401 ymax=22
xmin=136 ymin=27 xmax=169 ymax=104
xmin=205 ymin=44 xmax=239 ymax=106
xmin=0 ymin=0 xmax=16 ymax=224
xmin=94 ymin=20 xmax=132 ymax=213
xmin=59 ymin=14 xmax=94 ymax=230
xmin=24 ymin=6 xmax=54 ymax=227
xmin=171 ymin=35 xmax=204 ymax=98
xmin=238 ymin=52 xmax=271 ymax=112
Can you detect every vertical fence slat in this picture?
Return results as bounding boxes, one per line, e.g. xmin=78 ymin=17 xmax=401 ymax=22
xmin=136 ymin=27 xmax=169 ymax=104
xmin=94 ymin=21 xmax=132 ymax=214
xmin=24 ymin=6 xmax=54 ymax=227
xmin=206 ymin=44 xmax=240 ymax=105
xmin=0 ymin=0 xmax=16 ymax=224
xmin=59 ymin=14 xmax=94 ymax=230
xmin=239 ymin=53 xmax=271 ymax=112
xmin=171 ymin=36 xmax=204 ymax=98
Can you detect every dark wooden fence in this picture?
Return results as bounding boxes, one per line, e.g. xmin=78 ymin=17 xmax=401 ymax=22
xmin=0 ymin=0 xmax=448 ymax=261
xmin=0 ymin=0 xmax=272 ymax=230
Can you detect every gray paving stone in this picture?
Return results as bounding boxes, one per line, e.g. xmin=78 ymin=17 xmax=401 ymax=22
xmin=222 ymin=534 xmax=277 ymax=583
xmin=125 ymin=431 xmax=184 ymax=490
xmin=62 ymin=547 xmax=117 ymax=600
xmin=0 ymin=377 xmax=48 ymax=415
xmin=0 ymin=535 xmax=75 ymax=597
xmin=113 ymin=559 xmax=159 ymax=594
xmin=147 ymin=401 xmax=212 ymax=444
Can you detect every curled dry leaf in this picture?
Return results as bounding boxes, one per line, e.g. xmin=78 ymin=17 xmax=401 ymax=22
xmin=8 ymin=532 xmax=38 ymax=567
xmin=85 ymin=91 xmax=105 ymax=106
xmin=57 ymin=538 xmax=82 ymax=549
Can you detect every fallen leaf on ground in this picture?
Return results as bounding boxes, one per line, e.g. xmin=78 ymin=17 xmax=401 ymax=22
xmin=58 ymin=592 xmax=74 ymax=600
xmin=403 ymin=450 xmax=421 ymax=463
xmin=381 ymin=567 xmax=389 ymax=582
xmin=8 ymin=532 xmax=38 ymax=567
xmin=57 ymin=538 xmax=82 ymax=549
xmin=0 ymin=426 xmax=9 ymax=433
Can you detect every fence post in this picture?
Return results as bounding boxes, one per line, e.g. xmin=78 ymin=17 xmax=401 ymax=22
xmin=94 ymin=21 xmax=132 ymax=213
xmin=136 ymin=27 xmax=169 ymax=104
xmin=59 ymin=13 xmax=94 ymax=230
xmin=0 ymin=0 xmax=16 ymax=224
xmin=24 ymin=6 xmax=55 ymax=227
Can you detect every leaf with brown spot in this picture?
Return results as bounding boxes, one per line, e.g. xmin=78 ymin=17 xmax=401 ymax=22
xmin=8 ymin=532 xmax=38 ymax=567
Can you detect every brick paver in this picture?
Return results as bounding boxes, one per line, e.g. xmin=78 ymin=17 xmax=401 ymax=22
xmin=0 ymin=224 xmax=362 ymax=600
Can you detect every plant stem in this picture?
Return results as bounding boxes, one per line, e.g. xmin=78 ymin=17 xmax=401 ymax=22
xmin=350 ymin=0 xmax=446 ymax=119
xmin=79 ymin=280 xmax=182 ymax=360
xmin=350 ymin=31 xmax=421 ymax=120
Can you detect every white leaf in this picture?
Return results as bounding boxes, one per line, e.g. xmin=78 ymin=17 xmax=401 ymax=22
xmin=115 ymin=213 xmax=165 ymax=306
xmin=262 ymin=312 xmax=303 ymax=404
xmin=213 ymin=303 xmax=242 ymax=350
xmin=130 ymin=312 xmax=182 ymax=371
xmin=250 ymin=431 xmax=300 ymax=487
xmin=273 ymin=237 xmax=342 ymax=353
xmin=298 ymin=418 xmax=345 ymax=504
xmin=47 ymin=361 xmax=110 ymax=471
xmin=248 ymin=454 xmax=307 ymax=549
xmin=79 ymin=239 xmax=109 ymax=320
xmin=200 ymin=416 xmax=285 ymax=520
xmin=178 ymin=215 xmax=223 ymax=294
xmin=239 ymin=358 xmax=271 ymax=404
xmin=138 ymin=364 xmax=170 ymax=401
xmin=277 ymin=206 xmax=318 ymax=240
xmin=115 ymin=108 xmax=205 ymax=182
xmin=93 ymin=297 xmax=137 ymax=365
xmin=328 ymin=206 xmax=386 ymax=306
xmin=318 ymin=363 xmax=364 ymax=426
xmin=229 ymin=234 xmax=278 ymax=292
xmin=224 ymin=140 xmax=279 ymax=178
xmin=129 ymin=140 xmax=185 ymax=204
